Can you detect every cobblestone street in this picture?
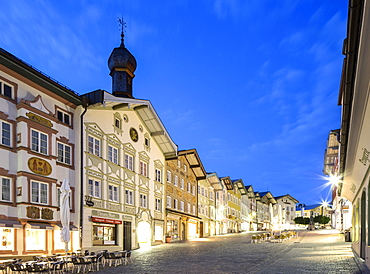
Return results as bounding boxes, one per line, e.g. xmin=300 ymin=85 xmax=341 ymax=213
xmin=95 ymin=230 xmax=370 ymax=273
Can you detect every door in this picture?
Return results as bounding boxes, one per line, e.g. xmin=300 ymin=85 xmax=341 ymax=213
xmin=123 ymin=221 xmax=132 ymax=251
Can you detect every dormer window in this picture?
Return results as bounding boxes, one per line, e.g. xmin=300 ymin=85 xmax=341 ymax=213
xmin=115 ymin=118 xmax=121 ymax=129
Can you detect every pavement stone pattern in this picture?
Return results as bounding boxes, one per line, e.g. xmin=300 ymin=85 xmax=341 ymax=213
xmin=94 ymin=230 xmax=370 ymax=274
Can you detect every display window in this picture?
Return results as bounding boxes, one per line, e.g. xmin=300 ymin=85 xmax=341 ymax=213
xmin=53 ymin=230 xmax=71 ymax=250
xmin=92 ymin=224 xmax=116 ymax=245
xmin=0 ymin=228 xmax=14 ymax=251
xmin=166 ymin=219 xmax=178 ymax=239
xmin=26 ymin=229 xmax=46 ymax=251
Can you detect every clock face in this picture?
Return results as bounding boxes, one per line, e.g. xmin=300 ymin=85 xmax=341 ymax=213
xmin=130 ymin=128 xmax=138 ymax=142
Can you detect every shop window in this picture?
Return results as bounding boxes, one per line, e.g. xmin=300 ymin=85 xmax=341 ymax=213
xmin=88 ymin=136 xmax=100 ymax=157
xmin=57 ymin=110 xmax=71 ymax=125
xmin=26 ymin=229 xmax=46 ymax=251
xmin=31 ymin=129 xmax=48 ymax=155
xmin=125 ymin=154 xmax=134 ymax=170
xmin=0 ymin=81 xmax=13 ymax=99
xmin=93 ymin=224 xmax=116 ymax=245
xmin=1 ymin=177 xmax=11 ymax=202
xmin=125 ymin=190 xmax=133 ymax=205
xmin=31 ymin=181 xmax=48 ymax=204
xmin=57 ymin=142 xmax=71 ymax=165
xmin=88 ymin=179 xmax=101 ymax=198
xmin=0 ymin=228 xmax=14 ymax=251
xmin=54 ymin=229 xmax=71 ymax=250
xmin=1 ymin=121 xmax=11 ymax=147
xmin=108 ymin=146 xmax=118 ymax=165
xmin=108 ymin=185 xmax=118 ymax=202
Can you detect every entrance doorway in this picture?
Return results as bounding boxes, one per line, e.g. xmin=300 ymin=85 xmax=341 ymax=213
xmin=123 ymin=221 xmax=132 ymax=251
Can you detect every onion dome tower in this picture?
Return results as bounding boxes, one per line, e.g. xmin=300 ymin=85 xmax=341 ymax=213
xmin=108 ymin=18 xmax=137 ymax=98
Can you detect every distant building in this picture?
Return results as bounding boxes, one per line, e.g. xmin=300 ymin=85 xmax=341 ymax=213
xmin=273 ymin=195 xmax=299 ymax=230
xmin=165 ymin=149 xmax=205 ymax=241
xmin=323 ymin=129 xmax=340 ymax=176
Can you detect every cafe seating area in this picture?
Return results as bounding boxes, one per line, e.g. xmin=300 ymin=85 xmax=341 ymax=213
xmin=251 ymin=231 xmax=298 ymax=243
xmin=0 ymin=250 xmax=133 ymax=273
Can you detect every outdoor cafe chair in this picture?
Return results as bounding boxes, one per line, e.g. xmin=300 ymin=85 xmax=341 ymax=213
xmin=51 ymin=261 xmax=65 ymax=274
xmin=25 ymin=263 xmax=49 ymax=273
xmin=124 ymin=251 xmax=132 ymax=265
xmin=9 ymin=263 xmax=26 ymax=274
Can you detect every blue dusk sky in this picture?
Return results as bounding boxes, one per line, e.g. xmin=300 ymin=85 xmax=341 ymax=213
xmin=0 ymin=1 xmax=347 ymax=205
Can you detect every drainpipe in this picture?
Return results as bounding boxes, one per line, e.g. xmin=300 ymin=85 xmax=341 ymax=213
xmin=79 ymin=96 xmax=89 ymax=251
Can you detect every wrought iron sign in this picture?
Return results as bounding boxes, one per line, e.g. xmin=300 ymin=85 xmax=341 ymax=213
xmin=85 ymin=195 xmax=94 ymax=207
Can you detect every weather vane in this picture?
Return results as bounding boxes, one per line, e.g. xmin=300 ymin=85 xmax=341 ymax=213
xmin=117 ymin=17 xmax=126 ymax=45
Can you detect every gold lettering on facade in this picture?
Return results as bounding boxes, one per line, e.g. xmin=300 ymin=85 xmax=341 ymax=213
xmin=28 ymin=157 xmax=52 ymax=176
xmin=26 ymin=112 xmax=53 ymax=127
xmin=359 ymin=148 xmax=370 ymax=165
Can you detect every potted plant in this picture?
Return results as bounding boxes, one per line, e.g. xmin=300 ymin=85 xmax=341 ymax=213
xmin=165 ymin=234 xmax=171 ymax=243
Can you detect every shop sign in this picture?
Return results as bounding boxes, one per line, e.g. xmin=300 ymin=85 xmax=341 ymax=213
xmin=91 ymin=210 xmax=119 ymax=219
xmin=91 ymin=217 xmax=122 ymax=225
xmin=85 ymin=195 xmax=94 ymax=207
xmin=26 ymin=112 xmax=53 ymax=127
xmin=28 ymin=157 xmax=52 ymax=176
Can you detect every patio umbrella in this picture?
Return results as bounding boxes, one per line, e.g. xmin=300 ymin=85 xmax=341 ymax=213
xmin=60 ymin=178 xmax=71 ymax=252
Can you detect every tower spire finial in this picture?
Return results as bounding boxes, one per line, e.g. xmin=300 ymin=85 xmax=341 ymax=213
xmin=117 ymin=17 xmax=126 ymax=47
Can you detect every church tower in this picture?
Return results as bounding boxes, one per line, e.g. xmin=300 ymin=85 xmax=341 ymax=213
xmin=108 ymin=19 xmax=137 ymax=98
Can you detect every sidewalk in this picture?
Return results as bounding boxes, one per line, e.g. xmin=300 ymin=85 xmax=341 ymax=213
xmin=255 ymin=229 xmax=370 ymax=274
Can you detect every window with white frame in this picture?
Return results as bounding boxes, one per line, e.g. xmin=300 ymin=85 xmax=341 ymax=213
xmin=88 ymin=136 xmax=100 ymax=157
xmin=1 ymin=177 xmax=11 ymax=202
xmin=124 ymin=154 xmax=134 ymax=171
xmin=108 ymin=185 xmax=118 ymax=202
xmin=125 ymin=190 xmax=133 ymax=205
xmin=139 ymin=161 xmax=148 ymax=177
xmin=187 ymin=203 xmax=191 ymax=213
xmin=1 ymin=121 xmax=11 ymax=147
xmin=155 ymin=168 xmax=162 ymax=183
xmin=31 ymin=129 xmax=48 ymax=155
xmin=31 ymin=181 xmax=48 ymax=204
xmin=173 ymin=198 xmax=178 ymax=210
xmin=57 ymin=142 xmax=71 ymax=165
xmin=88 ymin=178 xmax=101 ymax=198
xmin=184 ymin=164 xmax=187 ymax=172
xmin=210 ymin=191 xmax=213 ymax=200
xmin=180 ymin=178 xmax=184 ymax=189
xmin=192 ymin=186 xmax=196 ymax=195
xmin=177 ymin=160 xmax=181 ymax=168
xmin=167 ymin=171 xmax=171 ymax=184
xmin=0 ymin=81 xmax=13 ymax=99
xmin=155 ymin=198 xmax=161 ymax=212
xmin=192 ymin=205 xmax=196 ymax=215
xmin=108 ymin=146 xmax=118 ymax=165
xmin=174 ymin=175 xmax=178 ymax=187
xmin=140 ymin=194 xmax=147 ymax=208
xmin=57 ymin=110 xmax=71 ymax=125
xmin=187 ymin=182 xmax=191 ymax=192
xmin=180 ymin=201 xmax=184 ymax=212
xmin=166 ymin=196 xmax=171 ymax=208
xmin=115 ymin=118 xmax=121 ymax=129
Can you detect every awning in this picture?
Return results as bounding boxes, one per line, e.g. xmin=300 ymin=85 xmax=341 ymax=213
xmin=0 ymin=219 xmax=22 ymax=229
xmin=54 ymin=223 xmax=78 ymax=231
xmin=26 ymin=222 xmax=54 ymax=230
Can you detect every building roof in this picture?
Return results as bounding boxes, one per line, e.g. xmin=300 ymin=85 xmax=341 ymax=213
xmin=274 ymin=194 xmax=299 ymax=204
xmin=177 ymin=149 xmax=207 ymax=180
xmin=83 ymin=89 xmax=178 ymax=158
